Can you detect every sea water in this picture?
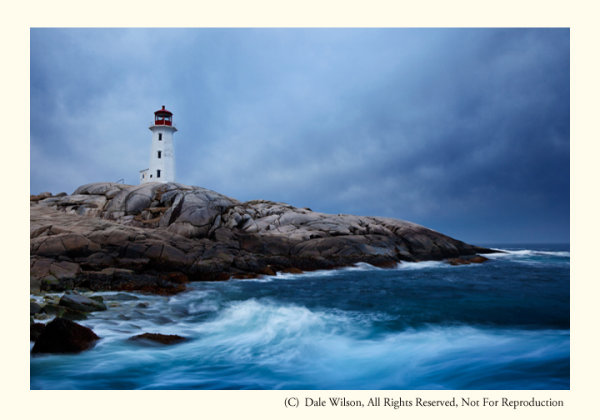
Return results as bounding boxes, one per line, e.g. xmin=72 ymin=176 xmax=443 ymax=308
xmin=30 ymin=244 xmax=569 ymax=390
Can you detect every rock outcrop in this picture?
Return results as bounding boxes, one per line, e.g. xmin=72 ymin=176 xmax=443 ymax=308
xmin=30 ymin=322 xmax=46 ymax=342
xmin=31 ymin=182 xmax=495 ymax=294
xmin=31 ymin=318 xmax=99 ymax=354
xmin=30 ymin=292 xmax=109 ymax=325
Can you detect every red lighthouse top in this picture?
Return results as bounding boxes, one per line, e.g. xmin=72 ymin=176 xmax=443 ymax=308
xmin=154 ymin=105 xmax=173 ymax=126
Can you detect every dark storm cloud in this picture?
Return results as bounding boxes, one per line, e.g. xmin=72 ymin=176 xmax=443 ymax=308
xmin=30 ymin=28 xmax=569 ymax=243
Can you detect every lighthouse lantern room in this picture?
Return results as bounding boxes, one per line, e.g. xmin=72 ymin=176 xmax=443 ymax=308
xmin=140 ymin=105 xmax=177 ymax=184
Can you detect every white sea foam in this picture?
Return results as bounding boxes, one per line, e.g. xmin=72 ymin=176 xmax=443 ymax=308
xmin=31 ymin=253 xmax=569 ymax=390
xmin=484 ymin=249 xmax=570 ymax=268
xmin=342 ymin=262 xmax=383 ymax=271
xmin=182 ymin=302 xmax=568 ymax=389
xmin=231 ymin=262 xmax=386 ymax=284
xmin=235 ymin=263 xmax=373 ymax=281
xmin=31 ymin=296 xmax=570 ymax=390
xmin=486 ymin=249 xmax=570 ymax=258
xmin=230 ymin=276 xmax=276 ymax=283
xmin=394 ymin=260 xmax=449 ymax=270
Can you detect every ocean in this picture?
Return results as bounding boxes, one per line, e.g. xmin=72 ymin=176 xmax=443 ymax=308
xmin=30 ymin=244 xmax=569 ymax=390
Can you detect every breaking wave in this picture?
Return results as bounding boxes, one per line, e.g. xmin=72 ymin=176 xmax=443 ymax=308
xmin=31 ymin=244 xmax=569 ymax=390
xmin=31 ymin=298 xmax=569 ymax=390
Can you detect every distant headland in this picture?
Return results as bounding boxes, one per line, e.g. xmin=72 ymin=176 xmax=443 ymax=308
xmin=31 ymin=182 xmax=495 ymax=295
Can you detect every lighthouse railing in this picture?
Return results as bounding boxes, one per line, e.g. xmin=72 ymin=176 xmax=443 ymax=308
xmin=150 ymin=121 xmax=176 ymax=128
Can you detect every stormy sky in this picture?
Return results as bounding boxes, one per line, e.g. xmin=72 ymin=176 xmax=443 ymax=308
xmin=30 ymin=28 xmax=569 ymax=244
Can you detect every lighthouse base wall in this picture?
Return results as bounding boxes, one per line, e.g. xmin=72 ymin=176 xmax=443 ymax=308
xmin=141 ymin=125 xmax=176 ymax=184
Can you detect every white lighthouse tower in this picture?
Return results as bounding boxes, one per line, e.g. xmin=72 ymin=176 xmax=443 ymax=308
xmin=140 ymin=105 xmax=177 ymax=183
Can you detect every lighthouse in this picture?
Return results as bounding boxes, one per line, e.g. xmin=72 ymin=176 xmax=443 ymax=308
xmin=139 ymin=105 xmax=177 ymax=184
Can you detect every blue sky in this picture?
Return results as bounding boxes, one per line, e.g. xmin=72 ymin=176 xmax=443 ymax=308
xmin=30 ymin=28 xmax=569 ymax=244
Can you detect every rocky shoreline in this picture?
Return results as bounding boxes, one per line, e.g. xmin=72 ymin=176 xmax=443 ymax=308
xmin=30 ymin=183 xmax=497 ymax=354
xmin=30 ymin=291 xmax=186 ymax=353
xmin=31 ymin=182 xmax=495 ymax=295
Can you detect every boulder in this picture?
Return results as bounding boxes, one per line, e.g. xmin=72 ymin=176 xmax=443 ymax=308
xmin=30 ymin=301 xmax=42 ymax=315
xmin=125 ymin=192 xmax=153 ymax=214
xmin=30 ymin=257 xmax=53 ymax=278
xmin=60 ymin=234 xmax=98 ymax=255
xmin=80 ymin=252 xmax=115 ymax=269
xmin=30 ymin=322 xmax=46 ymax=342
xmin=35 ymin=236 xmax=66 ymax=256
xmin=129 ymin=332 xmax=187 ymax=345
xmin=56 ymin=194 xmax=107 ymax=209
xmin=159 ymin=244 xmax=189 ymax=266
xmin=59 ymin=291 xmax=107 ymax=312
xmin=447 ymin=255 xmax=490 ymax=265
xmin=31 ymin=318 xmax=99 ymax=354
xmin=41 ymin=303 xmax=88 ymax=320
xmin=73 ymin=182 xmax=129 ymax=196
xmin=49 ymin=261 xmax=80 ymax=279
xmin=31 ymin=192 xmax=53 ymax=202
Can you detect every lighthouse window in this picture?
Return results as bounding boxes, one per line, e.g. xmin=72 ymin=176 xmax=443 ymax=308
xmin=157 ymin=151 xmax=162 ymax=159
xmin=158 ymin=133 xmax=162 ymax=141
xmin=157 ymin=170 xmax=161 ymax=178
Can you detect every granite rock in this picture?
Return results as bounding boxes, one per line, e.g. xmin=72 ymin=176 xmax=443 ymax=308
xmin=59 ymin=291 xmax=107 ymax=312
xmin=30 ymin=182 xmax=496 ymax=293
xmin=129 ymin=332 xmax=187 ymax=345
xmin=31 ymin=318 xmax=99 ymax=354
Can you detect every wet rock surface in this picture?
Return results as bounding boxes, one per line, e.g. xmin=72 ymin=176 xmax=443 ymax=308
xmin=31 ymin=182 xmax=496 ymax=293
xmin=447 ymin=255 xmax=490 ymax=265
xmin=59 ymin=291 xmax=107 ymax=312
xmin=129 ymin=333 xmax=187 ymax=345
xmin=31 ymin=292 xmax=110 ymax=323
xmin=31 ymin=318 xmax=99 ymax=354
xmin=30 ymin=322 xmax=46 ymax=342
